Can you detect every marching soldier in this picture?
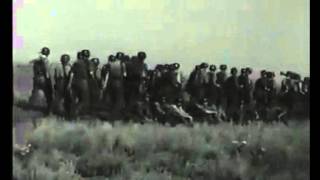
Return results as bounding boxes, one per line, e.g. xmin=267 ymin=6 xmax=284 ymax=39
xmin=101 ymin=54 xmax=127 ymax=117
xmin=206 ymin=65 xmax=221 ymax=107
xmin=224 ymin=67 xmax=240 ymax=123
xmin=216 ymin=64 xmax=228 ymax=114
xmin=66 ymin=51 xmax=90 ymax=117
xmin=125 ymin=52 xmax=148 ymax=107
xmin=88 ymin=58 xmax=102 ymax=108
xmin=216 ymin=64 xmax=228 ymax=86
xmin=29 ymin=47 xmax=54 ymax=115
xmin=53 ymin=54 xmax=72 ymax=118
xmin=254 ymin=70 xmax=268 ymax=120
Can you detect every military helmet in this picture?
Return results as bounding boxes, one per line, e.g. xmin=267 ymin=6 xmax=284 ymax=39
xmin=241 ymin=68 xmax=246 ymax=74
xmin=123 ymin=55 xmax=130 ymax=62
xmin=266 ymin=71 xmax=275 ymax=78
xmin=116 ymin=52 xmax=124 ymax=60
xmin=209 ymin=65 xmax=216 ymax=72
xmin=131 ymin=56 xmax=138 ymax=61
xmin=108 ymin=55 xmax=116 ymax=62
xmin=41 ymin=47 xmax=50 ymax=56
xmin=172 ymin=63 xmax=180 ymax=70
xmin=231 ymin=67 xmax=238 ymax=74
xmin=77 ymin=51 xmax=84 ymax=59
xmin=246 ymin=67 xmax=253 ymax=75
xmin=60 ymin=54 xmax=70 ymax=64
xmin=91 ymin=58 xmax=100 ymax=66
xmin=82 ymin=49 xmax=91 ymax=58
xmin=220 ymin=64 xmax=227 ymax=70
xmin=137 ymin=51 xmax=147 ymax=60
xmin=200 ymin=62 xmax=209 ymax=69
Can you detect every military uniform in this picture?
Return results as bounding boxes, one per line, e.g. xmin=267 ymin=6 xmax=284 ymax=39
xmin=53 ymin=62 xmax=72 ymax=117
xmin=125 ymin=57 xmax=147 ymax=105
xmin=30 ymin=55 xmax=53 ymax=114
xmin=206 ymin=67 xmax=221 ymax=107
xmin=70 ymin=59 xmax=90 ymax=115
xmin=224 ymin=70 xmax=240 ymax=122
xmin=101 ymin=58 xmax=126 ymax=115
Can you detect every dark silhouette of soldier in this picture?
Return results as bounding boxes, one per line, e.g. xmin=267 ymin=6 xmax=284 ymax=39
xmin=149 ymin=64 xmax=164 ymax=101
xmin=238 ymin=68 xmax=253 ymax=105
xmin=192 ymin=63 xmax=209 ymax=103
xmin=206 ymin=65 xmax=221 ymax=107
xmin=135 ymin=93 xmax=153 ymax=123
xmin=53 ymin=54 xmax=72 ymax=118
xmin=224 ymin=67 xmax=240 ymax=123
xmin=279 ymin=71 xmax=301 ymax=119
xmin=216 ymin=64 xmax=228 ymax=86
xmin=88 ymin=58 xmax=101 ymax=109
xmin=165 ymin=63 xmax=183 ymax=103
xmin=101 ymin=54 xmax=127 ymax=117
xmin=254 ymin=70 xmax=268 ymax=120
xmin=125 ymin=52 xmax=148 ymax=108
xmin=30 ymin=47 xmax=53 ymax=115
xmin=216 ymin=64 xmax=228 ymax=114
xmin=238 ymin=67 xmax=255 ymax=123
xmin=67 ymin=51 xmax=90 ymax=117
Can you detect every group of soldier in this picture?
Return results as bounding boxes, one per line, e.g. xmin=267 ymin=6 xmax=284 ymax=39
xmin=29 ymin=47 xmax=310 ymax=125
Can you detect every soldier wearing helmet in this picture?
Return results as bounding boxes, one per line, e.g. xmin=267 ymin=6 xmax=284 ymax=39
xmin=116 ymin=52 xmax=125 ymax=61
xmin=137 ymin=51 xmax=147 ymax=62
xmin=66 ymin=51 xmax=91 ymax=116
xmin=101 ymin=54 xmax=127 ymax=117
xmin=29 ymin=47 xmax=54 ymax=115
xmin=165 ymin=62 xmax=183 ymax=103
xmin=124 ymin=52 xmax=148 ymax=109
xmin=52 ymin=54 xmax=72 ymax=117
xmin=238 ymin=67 xmax=253 ymax=106
xmin=206 ymin=64 xmax=221 ymax=107
xmin=224 ymin=67 xmax=240 ymax=123
xmin=216 ymin=64 xmax=228 ymax=87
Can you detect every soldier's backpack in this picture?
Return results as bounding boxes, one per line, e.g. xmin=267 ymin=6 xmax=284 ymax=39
xmin=108 ymin=61 xmax=126 ymax=79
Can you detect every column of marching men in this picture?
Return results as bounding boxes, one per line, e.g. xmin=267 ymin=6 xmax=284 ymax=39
xmin=29 ymin=47 xmax=310 ymax=125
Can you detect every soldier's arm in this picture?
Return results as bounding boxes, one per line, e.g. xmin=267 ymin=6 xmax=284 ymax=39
xmin=67 ymin=65 xmax=75 ymax=89
xmin=102 ymin=64 xmax=110 ymax=90
xmin=122 ymin=62 xmax=127 ymax=77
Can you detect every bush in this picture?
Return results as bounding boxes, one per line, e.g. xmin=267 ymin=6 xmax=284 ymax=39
xmin=14 ymin=118 xmax=309 ymax=180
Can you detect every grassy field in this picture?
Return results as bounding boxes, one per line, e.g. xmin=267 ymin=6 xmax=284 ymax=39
xmin=12 ymin=64 xmax=309 ymax=180
xmin=13 ymin=117 xmax=309 ymax=180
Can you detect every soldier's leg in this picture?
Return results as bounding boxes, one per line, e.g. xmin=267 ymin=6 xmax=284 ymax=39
xmin=79 ymin=80 xmax=90 ymax=115
xmin=42 ymin=82 xmax=53 ymax=115
xmin=64 ymin=88 xmax=73 ymax=119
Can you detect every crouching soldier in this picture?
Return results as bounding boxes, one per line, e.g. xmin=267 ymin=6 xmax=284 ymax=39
xmin=169 ymin=98 xmax=193 ymax=126
xmin=188 ymin=98 xmax=219 ymax=124
xmin=134 ymin=94 xmax=153 ymax=123
xmin=152 ymin=97 xmax=170 ymax=125
xmin=29 ymin=47 xmax=53 ymax=115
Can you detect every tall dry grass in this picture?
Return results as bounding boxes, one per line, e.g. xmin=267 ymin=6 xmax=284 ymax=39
xmin=13 ymin=118 xmax=309 ymax=180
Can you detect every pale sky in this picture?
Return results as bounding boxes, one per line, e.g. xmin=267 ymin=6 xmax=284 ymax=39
xmin=13 ymin=0 xmax=309 ymax=76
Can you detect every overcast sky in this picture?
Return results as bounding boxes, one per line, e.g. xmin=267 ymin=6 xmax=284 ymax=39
xmin=13 ymin=0 xmax=309 ymax=76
